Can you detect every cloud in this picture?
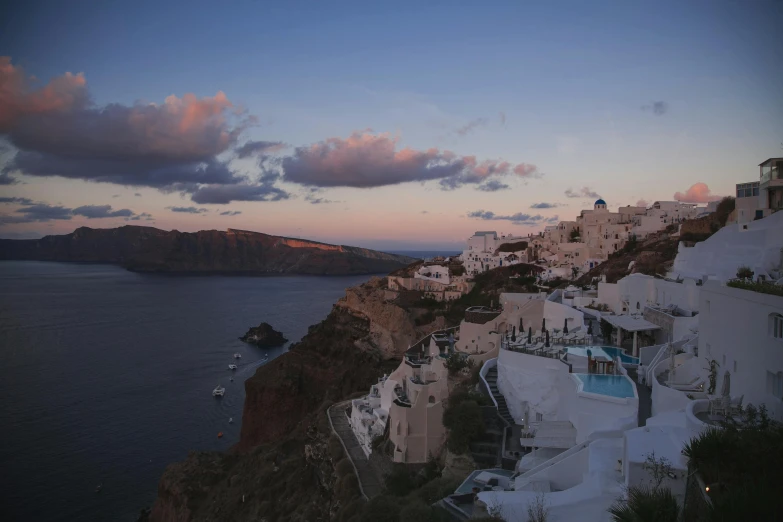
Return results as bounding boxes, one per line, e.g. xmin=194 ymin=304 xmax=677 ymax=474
xmin=636 ymin=199 xmax=649 ymax=207
xmin=0 ymin=57 xmax=251 ymax=193
xmin=166 ymin=206 xmax=208 ymax=214
xmin=0 ymin=203 xmax=73 ymax=223
xmin=499 ymin=112 xmax=506 ymax=126
xmin=477 ymin=180 xmax=510 ymax=192
xmin=71 ymin=205 xmax=134 ymax=218
xmin=281 ymin=131 xmax=539 ymax=191
xmin=564 ymin=187 xmax=602 ymax=199
xmin=219 ymin=210 xmax=242 ymax=216
xmin=673 ymin=182 xmax=723 ymax=203
xmin=0 ymin=172 xmax=19 ymax=185
xmin=112 ymin=194 xmax=120 ymax=198
xmin=455 ymin=117 xmax=489 ymax=136
xmin=468 ymin=210 xmax=560 ymax=226
xmin=530 ymin=202 xmax=561 ymax=209
xmin=421 ymin=210 xmax=429 ymax=214
xmin=0 ymin=196 xmax=34 ymax=204
xmin=134 ymin=193 xmax=141 ymax=197
xmin=128 ymin=212 xmax=153 ymax=221
xmin=188 ymin=177 xmax=290 ymax=204
xmin=235 ymin=140 xmax=287 ymax=159
xmin=641 ymin=101 xmax=668 ymax=116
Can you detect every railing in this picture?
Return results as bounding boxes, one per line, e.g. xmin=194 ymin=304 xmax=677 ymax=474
xmin=326 ymin=401 xmax=369 ymax=501
xmin=479 ymin=358 xmax=499 ymax=408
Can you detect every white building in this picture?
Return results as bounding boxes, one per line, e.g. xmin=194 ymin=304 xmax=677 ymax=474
xmin=698 ymin=280 xmax=783 ymax=422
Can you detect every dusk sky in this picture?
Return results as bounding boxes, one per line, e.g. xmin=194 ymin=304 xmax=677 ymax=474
xmin=1 ymin=0 xmax=781 ymax=251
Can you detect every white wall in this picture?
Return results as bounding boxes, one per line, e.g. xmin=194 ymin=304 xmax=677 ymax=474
xmin=698 ymin=280 xmax=783 ymax=422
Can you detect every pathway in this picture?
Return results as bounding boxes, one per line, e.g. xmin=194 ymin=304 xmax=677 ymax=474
xmin=327 ymin=401 xmax=384 ymax=499
xmin=627 ymin=368 xmax=653 ymax=426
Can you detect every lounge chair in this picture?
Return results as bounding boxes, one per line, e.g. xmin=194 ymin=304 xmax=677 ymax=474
xmin=709 ymin=396 xmax=728 ymax=417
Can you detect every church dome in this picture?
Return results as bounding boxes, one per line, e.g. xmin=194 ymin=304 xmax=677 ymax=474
xmin=595 ymin=199 xmax=606 ymax=206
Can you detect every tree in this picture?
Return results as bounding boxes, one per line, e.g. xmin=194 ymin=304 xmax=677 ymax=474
xmin=527 ymin=492 xmax=550 ymax=522
xmin=608 ymin=486 xmax=680 ymax=522
xmin=735 ymin=265 xmax=754 ymax=280
xmin=569 ymin=228 xmax=581 ymax=242
xmin=571 ymin=266 xmax=580 ymax=280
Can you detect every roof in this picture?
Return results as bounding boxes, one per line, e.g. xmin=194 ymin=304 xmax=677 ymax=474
xmin=601 ymin=314 xmax=661 ymax=332
xmin=595 ymin=199 xmax=606 ymax=205
xmin=758 ymin=157 xmax=783 ymax=166
xmin=521 ymin=421 xmax=577 ymax=449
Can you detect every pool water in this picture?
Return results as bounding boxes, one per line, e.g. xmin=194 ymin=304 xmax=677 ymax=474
xmin=566 ymin=345 xmax=639 ymax=365
xmin=575 ymin=374 xmax=635 ymax=398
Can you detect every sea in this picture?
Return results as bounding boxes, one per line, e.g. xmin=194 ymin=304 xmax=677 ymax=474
xmin=0 ymin=261 xmax=376 ymax=522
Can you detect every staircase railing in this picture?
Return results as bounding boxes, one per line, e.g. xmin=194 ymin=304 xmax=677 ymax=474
xmin=479 ymin=358 xmax=499 ymax=409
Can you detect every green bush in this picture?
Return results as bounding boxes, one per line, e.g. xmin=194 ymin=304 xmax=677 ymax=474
xmin=385 ymin=464 xmax=417 ymax=496
xmin=443 ymin=392 xmax=485 ymax=454
xmin=358 ymin=496 xmax=402 ymax=522
xmin=727 ymin=279 xmax=783 ymax=297
xmin=412 ymin=477 xmax=461 ymax=505
xmin=399 ymin=503 xmax=439 ymax=522
xmin=336 ymin=458 xmax=355 ymax=478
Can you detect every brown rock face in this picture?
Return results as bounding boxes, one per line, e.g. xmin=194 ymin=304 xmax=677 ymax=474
xmin=150 ymin=275 xmax=445 ymax=521
xmin=0 ymin=225 xmax=415 ymax=275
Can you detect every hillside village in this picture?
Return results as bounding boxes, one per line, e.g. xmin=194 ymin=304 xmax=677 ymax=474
xmin=328 ymin=158 xmax=783 ymax=522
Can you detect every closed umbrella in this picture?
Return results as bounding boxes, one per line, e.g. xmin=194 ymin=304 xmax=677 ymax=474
xmin=542 ymin=318 xmax=546 ymax=331
xmin=519 ymin=317 xmax=524 ymax=332
xmin=563 ymin=318 xmax=569 ymax=335
xmin=721 ymin=370 xmax=731 ymax=399
xmin=528 ymin=327 xmax=532 ymax=344
xmin=545 ymin=330 xmax=550 ymax=348
xmin=511 ymin=326 xmax=516 ymax=342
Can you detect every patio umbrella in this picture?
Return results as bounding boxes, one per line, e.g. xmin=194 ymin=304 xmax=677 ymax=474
xmin=563 ymin=318 xmax=569 ymax=335
xmin=519 ymin=317 xmax=524 ymax=332
xmin=545 ymin=330 xmax=550 ymax=348
xmin=511 ymin=326 xmax=516 ymax=342
xmin=528 ymin=327 xmax=532 ymax=344
xmin=542 ymin=318 xmax=546 ymax=331
xmin=721 ymin=370 xmax=731 ymax=399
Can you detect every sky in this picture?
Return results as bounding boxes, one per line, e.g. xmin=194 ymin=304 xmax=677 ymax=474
xmin=1 ymin=0 xmax=781 ymax=251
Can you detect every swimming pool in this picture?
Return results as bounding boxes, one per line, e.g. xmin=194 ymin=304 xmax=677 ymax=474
xmin=574 ymin=373 xmax=636 ymax=398
xmin=565 ymin=345 xmax=639 ymax=365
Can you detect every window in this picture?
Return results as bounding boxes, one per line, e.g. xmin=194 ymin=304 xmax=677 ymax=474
xmin=772 ymin=314 xmax=783 ymax=339
xmin=768 ymin=371 xmax=783 ymax=399
xmin=536 ymin=412 xmax=543 ymax=422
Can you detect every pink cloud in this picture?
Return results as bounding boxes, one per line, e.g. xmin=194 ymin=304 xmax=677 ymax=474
xmin=636 ymin=199 xmax=649 ymax=207
xmin=673 ymin=182 xmax=723 ymax=203
xmin=281 ymin=131 xmax=539 ymax=190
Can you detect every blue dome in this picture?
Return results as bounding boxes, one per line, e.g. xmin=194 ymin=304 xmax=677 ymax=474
xmin=595 ymin=199 xmax=606 ymax=206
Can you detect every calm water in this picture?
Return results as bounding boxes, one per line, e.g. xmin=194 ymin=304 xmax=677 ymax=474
xmin=0 ymin=262 xmax=370 ymax=522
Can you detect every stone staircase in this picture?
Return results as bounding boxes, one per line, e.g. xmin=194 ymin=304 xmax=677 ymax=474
xmin=484 ymin=366 xmax=514 ymax=425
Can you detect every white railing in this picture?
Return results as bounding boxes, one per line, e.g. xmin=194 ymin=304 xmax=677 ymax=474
xmin=479 ymin=358 xmax=499 ymax=408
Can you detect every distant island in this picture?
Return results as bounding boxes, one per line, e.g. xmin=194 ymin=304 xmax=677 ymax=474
xmin=0 ymin=226 xmax=416 ymax=276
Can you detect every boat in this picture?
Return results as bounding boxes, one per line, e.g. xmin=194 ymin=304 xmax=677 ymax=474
xmin=213 ymin=385 xmax=225 ymax=397
xmin=228 ymin=364 xmax=237 ymax=370
xmin=95 ymin=483 xmax=103 ymax=494
xmin=230 ymin=377 xmax=234 ymax=382
xmin=217 ymin=432 xmax=223 ymax=438
xmin=233 ymin=353 xmax=242 ymax=359
xmin=229 ymin=417 xmax=233 ymax=424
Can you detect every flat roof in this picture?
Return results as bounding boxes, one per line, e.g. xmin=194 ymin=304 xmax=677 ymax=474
xmin=601 ymin=315 xmax=661 ymax=332
xmin=758 ymin=157 xmax=783 ymax=166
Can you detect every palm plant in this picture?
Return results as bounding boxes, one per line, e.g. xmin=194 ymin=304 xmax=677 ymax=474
xmin=608 ymin=486 xmax=680 ymax=522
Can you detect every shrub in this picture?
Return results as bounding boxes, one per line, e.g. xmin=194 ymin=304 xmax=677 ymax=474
xmin=336 ymin=458 xmax=355 ymax=478
xmin=735 ymin=265 xmax=754 ymax=280
xmin=385 ymin=464 xmax=417 ymax=496
xmin=412 ymin=477 xmax=461 ymax=505
xmin=445 ymin=352 xmax=469 ymax=375
xmin=358 ymin=495 xmax=402 ymax=522
xmin=399 ymin=503 xmax=439 ymax=522
xmin=727 ymin=279 xmax=783 ymax=297
xmin=608 ymin=486 xmax=680 ymax=522
xmin=443 ymin=393 xmax=485 ymax=454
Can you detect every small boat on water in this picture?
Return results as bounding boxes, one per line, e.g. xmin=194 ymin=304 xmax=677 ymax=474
xmin=230 ymin=377 xmax=234 ymax=382
xmin=233 ymin=353 xmax=242 ymax=359
xmin=213 ymin=385 xmax=225 ymax=397
xmin=95 ymin=483 xmax=103 ymax=493
xmin=228 ymin=417 xmax=233 ymax=424
xmin=217 ymin=432 xmax=223 ymax=438
xmin=228 ymin=364 xmax=238 ymax=370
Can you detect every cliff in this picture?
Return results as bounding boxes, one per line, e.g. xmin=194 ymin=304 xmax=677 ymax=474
xmin=0 ymin=226 xmax=415 ymax=276
xmin=150 ymin=276 xmax=445 ymax=521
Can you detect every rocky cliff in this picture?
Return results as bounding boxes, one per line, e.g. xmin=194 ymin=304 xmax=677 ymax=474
xmin=0 ymin=226 xmax=415 ymax=276
xmin=149 ymin=276 xmax=445 ymax=521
